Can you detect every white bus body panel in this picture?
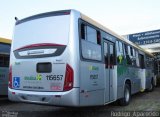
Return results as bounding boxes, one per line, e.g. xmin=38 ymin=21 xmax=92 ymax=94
xmin=139 ymin=69 xmax=146 ymax=91
xmin=12 ymin=15 xmax=70 ymax=92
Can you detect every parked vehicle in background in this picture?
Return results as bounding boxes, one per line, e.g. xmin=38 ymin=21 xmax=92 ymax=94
xmin=8 ymin=9 xmax=156 ymax=106
xmin=0 ymin=37 xmax=11 ymax=95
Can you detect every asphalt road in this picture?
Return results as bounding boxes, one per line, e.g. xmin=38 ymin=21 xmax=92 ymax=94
xmin=0 ymin=87 xmax=160 ymax=117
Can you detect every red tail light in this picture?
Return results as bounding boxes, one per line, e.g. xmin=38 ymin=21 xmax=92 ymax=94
xmin=15 ymin=43 xmax=64 ymax=51
xmin=63 ymin=64 xmax=74 ymax=91
xmin=9 ymin=65 xmax=12 ymax=89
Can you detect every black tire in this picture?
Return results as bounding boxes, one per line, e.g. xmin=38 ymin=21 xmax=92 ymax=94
xmin=119 ymin=84 xmax=131 ymax=106
xmin=147 ymin=79 xmax=154 ymax=92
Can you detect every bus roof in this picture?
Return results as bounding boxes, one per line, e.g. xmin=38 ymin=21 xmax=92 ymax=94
xmin=0 ymin=37 xmax=11 ymax=44
xmin=80 ymin=13 xmax=154 ymax=57
xmin=11 ymin=9 xmax=153 ymax=57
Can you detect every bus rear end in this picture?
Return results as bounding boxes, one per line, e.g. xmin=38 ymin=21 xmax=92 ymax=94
xmin=8 ymin=10 xmax=80 ymax=106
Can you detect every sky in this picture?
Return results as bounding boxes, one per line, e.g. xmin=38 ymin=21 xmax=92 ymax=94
xmin=0 ymin=0 xmax=160 ymax=39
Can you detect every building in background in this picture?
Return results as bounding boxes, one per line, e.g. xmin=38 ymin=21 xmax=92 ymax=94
xmin=124 ymin=29 xmax=160 ymax=75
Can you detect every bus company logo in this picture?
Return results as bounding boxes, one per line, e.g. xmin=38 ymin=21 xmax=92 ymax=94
xmin=24 ymin=74 xmax=42 ymax=81
xmin=88 ymin=66 xmax=99 ymax=71
xmin=13 ymin=77 xmax=20 ymax=88
xmin=118 ymin=55 xmax=123 ymax=64
xmin=15 ymin=62 xmax=21 ymax=65
xmin=36 ymin=74 xmax=42 ymax=80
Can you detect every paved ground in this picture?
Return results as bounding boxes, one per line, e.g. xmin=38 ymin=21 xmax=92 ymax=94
xmin=0 ymin=87 xmax=160 ymax=117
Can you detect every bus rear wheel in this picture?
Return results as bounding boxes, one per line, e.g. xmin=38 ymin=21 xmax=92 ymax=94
xmin=147 ymin=79 xmax=154 ymax=92
xmin=119 ymin=84 xmax=131 ymax=106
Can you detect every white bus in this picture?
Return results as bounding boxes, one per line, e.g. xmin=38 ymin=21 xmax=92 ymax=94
xmin=0 ymin=37 xmax=11 ymax=95
xmin=8 ymin=10 xmax=156 ymax=106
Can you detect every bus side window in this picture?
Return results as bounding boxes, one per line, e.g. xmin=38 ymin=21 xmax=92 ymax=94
xmin=124 ymin=44 xmax=131 ymax=65
xmin=139 ymin=54 xmax=145 ymax=69
xmin=80 ymin=23 xmax=102 ymax=61
xmin=130 ymin=47 xmax=133 ymax=56
xmin=124 ymin=44 xmax=128 ymax=55
xmin=86 ymin=26 xmax=97 ymax=44
xmin=104 ymin=43 xmax=108 ymax=68
xmin=136 ymin=50 xmax=140 ymax=67
xmin=81 ymin=22 xmax=101 ymax=45
xmin=116 ymin=41 xmax=124 ymax=64
xmin=146 ymin=56 xmax=153 ymax=68
xmin=128 ymin=46 xmax=130 ymax=56
xmin=131 ymin=48 xmax=136 ymax=66
xmin=97 ymin=31 xmax=101 ymax=45
xmin=110 ymin=44 xmax=115 ymax=68
xmin=81 ymin=23 xmax=86 ymax=39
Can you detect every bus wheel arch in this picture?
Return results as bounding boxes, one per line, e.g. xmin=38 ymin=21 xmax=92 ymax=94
xmin=119 ymin=79 xmax=131 ymax=106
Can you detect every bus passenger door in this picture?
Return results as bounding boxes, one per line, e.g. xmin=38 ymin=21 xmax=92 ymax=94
xmin=104 ymin=41 xmax=115 ymax=103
